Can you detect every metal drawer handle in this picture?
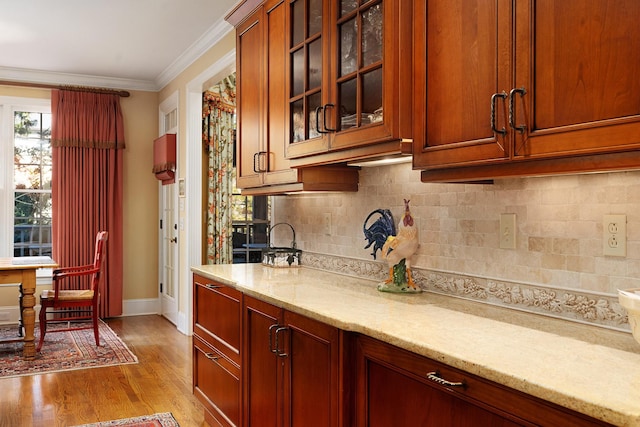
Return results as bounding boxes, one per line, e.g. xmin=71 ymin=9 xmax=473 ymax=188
xmin=490 ymin=91 xmax=508 ymax=137
xmin=315 ymin=106 xmax=328 ymax=134
xmin=253 ymin=151 xmax=268 ymax=173
xmin=204 ymin=284 xmax=223 ymax=290
xmin=268 ymin=324 xmax=280 ymax=354
xmin=274 ymin=326 xmax=289 ymax=357
xmin=426 ymin=371 xmax=467 ymax=389
xmin=508 ymin=87 xmax=527 ymax=134
xmin=204 ymin=352 xmax=220 ymax=361
xmin=323 ymin=103 xmax=336 ymax=132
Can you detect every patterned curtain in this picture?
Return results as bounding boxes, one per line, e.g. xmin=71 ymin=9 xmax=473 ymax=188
xmin=203 ymin=73 xmax=236 ymax=264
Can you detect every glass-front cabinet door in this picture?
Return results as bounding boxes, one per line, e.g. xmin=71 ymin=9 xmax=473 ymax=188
xmin=286 ymin=0 xmax=412 ymax=160
xmin=286 ymin=0 xmax=330 ymax=158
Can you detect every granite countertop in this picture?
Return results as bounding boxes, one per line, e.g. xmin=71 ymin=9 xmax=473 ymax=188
xmin=191 ymin=263 xmax=640 ymax=426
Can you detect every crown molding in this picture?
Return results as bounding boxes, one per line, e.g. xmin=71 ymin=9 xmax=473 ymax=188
xmin=155 ymin=17 xmax=234 ymax=91
xmin=0 ymin=66 xmax=158 ymax=92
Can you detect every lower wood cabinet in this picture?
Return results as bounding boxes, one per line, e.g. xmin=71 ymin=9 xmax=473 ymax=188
xmin=193 ymin=336 xmax=241 ymax=427
xmin=193 ymin=274 xmax=243 ymax=427
xmin=193 ymin=273 xmax=611 ymax=427
xmin=355 ymin=335 xmax=612 ymax=427
xmin=243 ymin=295 xmax=347 ymax=427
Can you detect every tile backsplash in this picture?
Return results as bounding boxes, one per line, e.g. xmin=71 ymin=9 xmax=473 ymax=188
xmin=272 ymin=162 xmax=640 ymax=331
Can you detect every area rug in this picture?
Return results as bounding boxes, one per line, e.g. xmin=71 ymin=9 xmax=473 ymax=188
xmin=72 ymin=412 xmax=179 ymax=427
xmin=0 ymin=320 xmax=137 ymax=378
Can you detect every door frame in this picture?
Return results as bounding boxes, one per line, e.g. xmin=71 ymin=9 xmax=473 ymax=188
xmin=182 ymin=49 xmax=236 ymax=335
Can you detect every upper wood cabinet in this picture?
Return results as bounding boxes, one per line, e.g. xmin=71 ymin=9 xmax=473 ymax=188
xmin=234 ymin=0 xmax=359 ymax=194
xmin=413 ymin=0 xmax=640 ymax=182
xmin=284 ymin=0 xmax=413 ymax=166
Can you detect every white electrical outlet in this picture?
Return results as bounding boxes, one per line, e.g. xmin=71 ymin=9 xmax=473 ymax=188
xmin=603 ymin=214 xmax=626 ymax=257
xmin=499 ymin=213 xmax=516 ymax=249
xmin=322 ymin=213 xmax=332 ymax=235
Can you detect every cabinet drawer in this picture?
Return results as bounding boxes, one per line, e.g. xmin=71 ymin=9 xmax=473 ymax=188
xmin=193 ymin=274 xmax=242 ymax=365
xmin=356 ymin=335 xmax=611 ymax=427
xmin=193 ymin=336 xmax=241 ymax=427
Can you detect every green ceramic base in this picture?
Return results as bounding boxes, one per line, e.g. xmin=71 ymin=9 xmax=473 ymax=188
xmin=377 ymin=281 xmax=423 ymax=293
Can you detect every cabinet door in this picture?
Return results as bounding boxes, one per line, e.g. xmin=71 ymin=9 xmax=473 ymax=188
xmin=263 ymin=0 xmax=299 ymax=186
xmin=283 ymin=310 xmax=340 ymax=427
xmin=286 ymin=0 xmax=331 ymax=158
xmin=413 ymin=0 xmax=513 ymax=170
xmin=236 ymin=7 xmax=266 ymax=189
xmin=243 ymin=296 xmax=283 ymax=427
xmin=514 ymin=0 xmax=640 ymax=160
xmin=288 ymin=0 xmax=413 ymax=162
xmin=329 ymin=0 xmax=412 ymax=152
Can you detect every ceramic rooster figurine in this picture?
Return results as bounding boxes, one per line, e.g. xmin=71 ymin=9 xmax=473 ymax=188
xmin=378 ymin=199 xmax=421 ymax=293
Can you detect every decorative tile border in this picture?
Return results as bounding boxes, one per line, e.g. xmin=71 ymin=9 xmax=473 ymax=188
xmin=301 ymin=252 xmax=630 ymax=332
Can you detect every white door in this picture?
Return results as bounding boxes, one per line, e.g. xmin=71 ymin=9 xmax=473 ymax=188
xmin=158 ymin=100 xmax=179 ymax=325
xmin=160 ymin=183 xmax=178 ymax=324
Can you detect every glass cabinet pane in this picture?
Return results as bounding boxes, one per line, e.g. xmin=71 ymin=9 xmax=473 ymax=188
xmin=362 ymin=68 xmax=382 ymax=123
xmin=308 ymin=39 xmax=323 ymax=89
xmin=292 ymin=48 xmax=304 ymax=96
xmin=292 ymin=0 xmax=304 ymax=45
xmin=291 ymin=99 xmax=304 ymax=142
xmin=340 ymin=0 xmax=359 ymax=15
xmin=339 ymin=78 xmax=357 ymax=130
xmin=340 ymin=18 xmax=358 ymax=77
xmin=308 ymin=92 xmax=322 ymax=139
xmin=309 ymin=0 xmax=322 ymax=35
xmin=362 ymin=3 xmax=382 ymax=66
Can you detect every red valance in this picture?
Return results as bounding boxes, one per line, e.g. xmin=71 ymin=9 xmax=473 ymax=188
xmin=51 ymin=90 xmax=125 ymax=149
xmin=153 ymin=134 xmax=176 ymax=185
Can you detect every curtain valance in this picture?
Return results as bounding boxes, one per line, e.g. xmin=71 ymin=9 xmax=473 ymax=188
xmin=51 ymin=90 xmax=126 ymax=149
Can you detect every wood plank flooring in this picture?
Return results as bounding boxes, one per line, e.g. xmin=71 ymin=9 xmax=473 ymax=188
xmin=0 ymin=315 xmax=208 ymax=427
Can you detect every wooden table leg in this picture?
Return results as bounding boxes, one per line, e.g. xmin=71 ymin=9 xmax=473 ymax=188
xmin=20 ymin=269 xmax=37 ymax=360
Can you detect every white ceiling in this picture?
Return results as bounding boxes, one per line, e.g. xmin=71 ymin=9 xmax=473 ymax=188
xmin=0 ymin=0 xmax=239 ymax=92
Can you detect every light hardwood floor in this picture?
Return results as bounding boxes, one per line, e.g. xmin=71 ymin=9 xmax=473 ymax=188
xmin=0 ymin=315 xmax=208 ymax=427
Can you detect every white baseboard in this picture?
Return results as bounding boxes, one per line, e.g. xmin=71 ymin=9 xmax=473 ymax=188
xmin=121 ymin=298 xmax=160 ymax=317
xmin=1 ymin=299 xmax=191 ymax=335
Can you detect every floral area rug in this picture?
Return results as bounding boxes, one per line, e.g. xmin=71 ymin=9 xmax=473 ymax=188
xmin=71 ymin=412 xmax=180 ymax=427
xmin=0 ymin=320 xmax=137 ymax=378
xmin=72 ymin=412 xmax=179 ymax=427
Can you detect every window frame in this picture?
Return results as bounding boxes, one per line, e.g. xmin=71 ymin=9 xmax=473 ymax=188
xmin=0 ymin=96 xmax=53 ymax=279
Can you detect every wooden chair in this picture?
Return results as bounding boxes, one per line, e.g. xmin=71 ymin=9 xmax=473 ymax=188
xmin=37 ymin=231 xmax=108 ymax=352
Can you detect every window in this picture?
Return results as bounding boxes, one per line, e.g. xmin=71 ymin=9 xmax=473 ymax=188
xmin=231 ymin=188 xmax=270 ymax=264
xmin=0 ymin=97 xmax=52 ymax=258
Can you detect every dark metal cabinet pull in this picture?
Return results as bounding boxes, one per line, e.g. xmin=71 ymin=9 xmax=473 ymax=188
xmin=508 ymin=87 xmax=527 ymax=134
xmin=323 ymin=103 xmax=336 ymax=132
xmin=490 ymin=92 xmax=508 ymax=136
xmin=268 ymin=324 xmax=280 ymax=354
xmin=253 ymin=151 xmax=268 ymax=173
xmin=274 ymin=326 xmax=289 ymax=357
xmin=315 ymin=106 xmax=328 ymax=134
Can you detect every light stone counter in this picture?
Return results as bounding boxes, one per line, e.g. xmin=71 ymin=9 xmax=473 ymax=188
xmin=192 ymin=263 xmax=640 ymax=426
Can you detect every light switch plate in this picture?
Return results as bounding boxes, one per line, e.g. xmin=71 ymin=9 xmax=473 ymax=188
xmin=499 ymin=213 xmax=516 ymax=249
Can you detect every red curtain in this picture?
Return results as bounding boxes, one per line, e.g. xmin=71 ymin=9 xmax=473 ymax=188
xmin=50 ymin=90 xmax=125 ymax=317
